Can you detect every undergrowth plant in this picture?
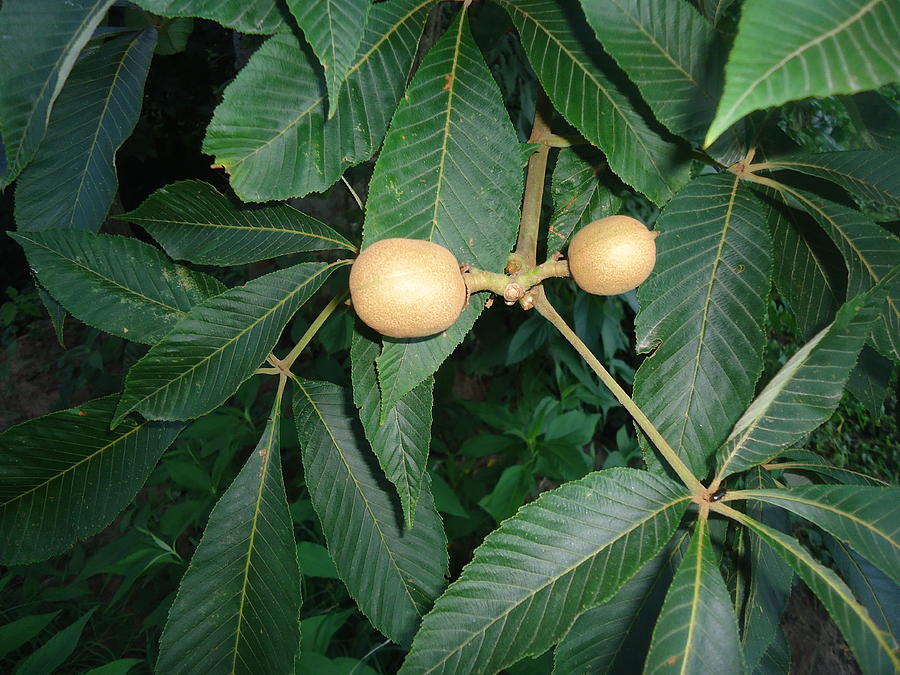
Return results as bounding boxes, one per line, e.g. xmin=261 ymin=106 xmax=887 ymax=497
xmin=1 ymin=0 xmax=899 ymax=673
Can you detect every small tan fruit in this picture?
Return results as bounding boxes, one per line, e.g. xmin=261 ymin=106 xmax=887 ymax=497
xmin=567 ymin=216 xmax=657 ymax=295
xmin=349 ymin=238 xmax=467 ymax=338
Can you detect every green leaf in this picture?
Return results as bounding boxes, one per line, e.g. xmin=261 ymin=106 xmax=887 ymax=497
xmin=737 ymin=485 xmax=900 ymax=587
xmin=297 ymin=542 xmax=339 ymax=579
xmin=130 ymin=0 xmax=285 ymax=34
xmin=36 ymin=284 xmax=66 ymax=347
xmin=157 ymin=399 xmax=301 ymax=675
xmin=293 ymin=379 xmax=448 ymax=646
xmin=14 ymin=30 xmax=156 ymax=232
xmin=154 ymin=17 xmax=193 ymax=55
xmin=724 ymin=506 xmax=899 ymax=674
xmin=399 ymin=468 xmax=690 ymax=673
xmin=579 ymin=0 xmax=723 ymax=143
xmin=478 ymin=464 xmax=533 ymax=524
xmin=82 ymin=659 xmax=143 ymax=675
xmin=644 ymin=518 xmax=743 ymax=674
xmin=287 ymin=0 xmax=370 ymax=119
xmin=846 ymin=346 xmax=893 ymax=417
xmin=768 ymin=449 xmax=889 ymax=487
xmin=0 ymin=0 xmax=114 ymax=187
xmin=114 ymin=261 xmax=342 ymax=424
xmin=634 ymin=174 xmax=771 ymax=478
xmin=0 ymin=612 xmax=60 ymax=659
xmin=9 ymin=229 xmax=226 ymax=345
xmin=123 ymin=180 xmax=355 ymax=265
xmin=765 ymin=195 xmax=843 ymax=338
xmin=203 ymin=0 xmax=433 ymax=201
xmin=552 ymin=530 xmax=690 ymax=674
xmin=546 ymin=146 xmax=622 ymax=256
xmin=751 ymin=626 xmax=791 ymax=675
xmin=784 ymin=189 xmax=900 ymax=362
xmin=742 ymin=469 xmax=794 ymax=673
xmin=350 ymin=330 xmax=433 ymax=527
xmin=826 ymin=537 xmax=899 ymax=638
xmin=498 ymin=0 xmax=690 ymax=204
xmin=705 ymin=0 xmax=900 ymax=146
xmin=714 ymin=279 xmax=894 ymax=481
xmin=14 ymin=609 xmax=95 ymax=675
xmin=365 ymin=5 xmax=523 ymax=414
xmin=0 ymin=395 xmax=183 ymax=566
xmin=760 ymin=151 xmax=900 ymax=219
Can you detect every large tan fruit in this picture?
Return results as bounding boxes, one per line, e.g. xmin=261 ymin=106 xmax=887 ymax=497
xmin=349 ymin=238 xmax=467 ymax=338
xmin=567 ymin=216 xmax=657 ymax=295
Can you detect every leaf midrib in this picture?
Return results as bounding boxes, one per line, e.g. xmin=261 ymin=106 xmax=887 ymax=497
xmin=230 ymin=414 xmax=278 ymax=673
xmin=422 ymin=491 xmax=691 ymax=672
xmin=119 ymin=263 xmax=337 ymax=419
xmin=297 ymin=381 xmax=423 ymax=620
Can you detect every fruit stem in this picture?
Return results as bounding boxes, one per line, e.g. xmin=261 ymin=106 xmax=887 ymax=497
xmin=280 ymin=288 xmax=349 ymax=370
xmin=532 ymin=287 xmax=705 ymax=495
xmin=463 ymin=259 xmax=570 ymax=298
xmin=513 ymin=88 xmax=554 ymax=267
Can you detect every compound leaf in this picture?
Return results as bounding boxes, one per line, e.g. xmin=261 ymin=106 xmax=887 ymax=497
xmin=552 ymin=530 xmax=690 ymax=674
xmin=768 ymin=449 xmax=889 ymax=487
xmin=634 ymin=173 xmax=771 ymax=478
xmin=706 ymin=0 xmax=900 ymax=145
xmin=157 ymin=399 xmax=301 ymax=675
xmin=724 ymin=506 xmax=899 ymax=674
xmin=644 ymin=518 xmax=743 ymax=675
xmin=783 ymin=189 xmax=900 ymax=362
xmin=738 ymin=485 xmax=900 ymax=587
xmin=399 ymin=468 xmax=690 ymax=673
xmin=10 ymin=229 xmax=225 ymax=345
xmin=130 ymin=0 xmax=285 ymax=34
xmin=0 ymin=395 xmax=183 ymax=566
xmin=760 ymin=151 xmax=900 ymax=219
xmin=715 ymin=277 xmax=895 ymax=481
xmin=0 ymin=0 xmax=114 ymax=187
xmin=293 ymin=379 xmax=447 ymax=646
xmin=365 ymin=5 xmax=523 ymax=414
xmin=350 ymin=330 xmax=433 ymax=528
xmin=114 ymin=261 xmax=343 ymax=424
xmin=497 ymin=0 xmax=690 ymax=204
xmin=123 ymin=180 xmax=355 ymax=266
xmin=14 ymin=29 xmax=156 ymax=233
xmin=203 ymin=0 xmax=434 ymax=201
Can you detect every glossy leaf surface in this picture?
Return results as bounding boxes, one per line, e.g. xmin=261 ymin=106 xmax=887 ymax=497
xmin=288 ymin=0 xmax=370 ymax=118
xmin=738 ymin=485 xmax=900 ymax=586
xmin=634 ymin=173 xmax=771 ymax=477
xmin=400 ymin=469 xmax=690 ymax=673
xmin=580 ymin=0 xmax=722 ymax=143
xmin=498 ymin=0 xmax=690 ymax=204
xmin=715 ymin=281 xmax=892 ymax=480
xmin=131 ymin=0 xmax=284 ymax=33
xmin=350 ymin=330 xmax=433 ymax=527
xmin=726 ymin=507 xmax=899 ymax=674
xmin=114 ymin=262 xmax=341 ymax=424
xmin=157 ymin=401 xmax=301 ymax=675
xmin=123 ymin=180 xmax=355 ymax=265
xmin=204 ymin=0 xmax=433 ymax=201
xmin=14 ymin=30 xmax=156 ymax=233
xmin=644 ymin=519 xmax=743 ymax=674
xmin=706 ymin=0 xmax=900 ymax=145
xmin=293 ymin=380 xmax=447 ymax=646
xmin=10 ymin=229 xmax=225 ymax=345
xmin=0 ymin=0 xmax=114 ymax=187
xmin=365 ymin=6 xmax=522 ymax=414
xmin=0 ymin=396 xmax=182 ymax=565
xmin=552 ymin=530 xmax=690 ymax=674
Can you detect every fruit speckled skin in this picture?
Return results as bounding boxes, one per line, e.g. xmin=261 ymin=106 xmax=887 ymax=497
xmin=567 ymin=216 xmax=657 ymax=295
xmin=349 ymin=238 xmax=467 ymax=338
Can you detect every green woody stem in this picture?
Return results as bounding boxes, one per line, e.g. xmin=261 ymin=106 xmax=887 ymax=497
xmin=532 ymin=288 xmax=705 ymax=494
